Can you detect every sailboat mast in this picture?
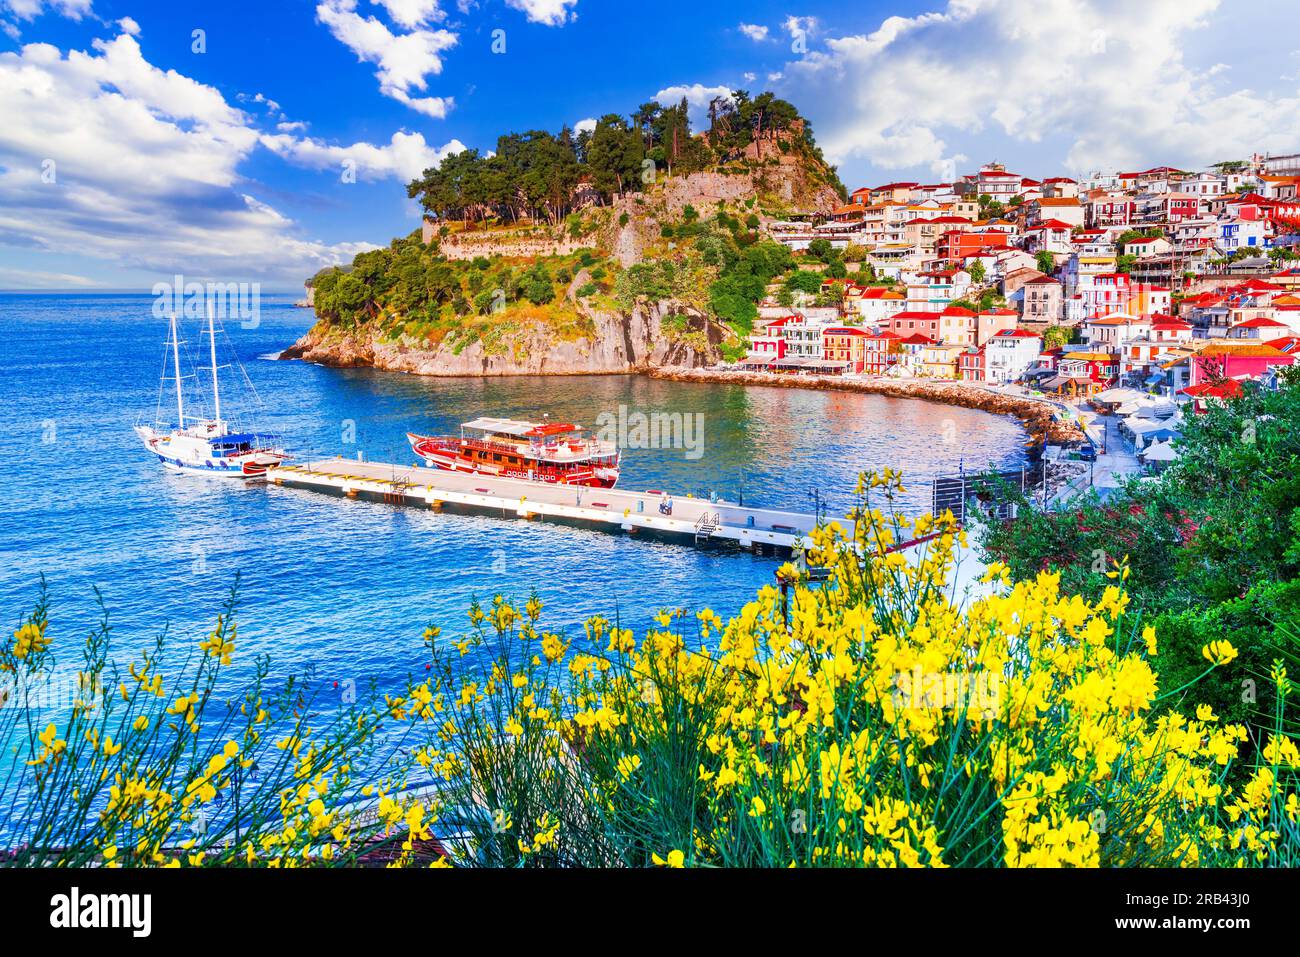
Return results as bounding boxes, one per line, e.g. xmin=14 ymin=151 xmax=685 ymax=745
xmin=207 ymin=301 xmax=221 ymax=424
xmin=171 ymin=313 xmax=185 ymax=428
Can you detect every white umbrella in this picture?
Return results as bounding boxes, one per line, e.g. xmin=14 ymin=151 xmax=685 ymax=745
xmin=1142 ymin=441 xmax=1179 ymax=462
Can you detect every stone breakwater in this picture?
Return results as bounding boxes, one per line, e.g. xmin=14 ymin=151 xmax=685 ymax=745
xmin=647 ymin=368 xmax=1084 ymax=450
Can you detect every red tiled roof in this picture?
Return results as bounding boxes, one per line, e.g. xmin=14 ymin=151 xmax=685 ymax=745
xmin=1228 ymin=279 xmax=1284 ymax=292
xmin=1232 ymin=316 xmax=1288 ymax=328
xmin=1181 ymin=380 xmax=1244 ymax=399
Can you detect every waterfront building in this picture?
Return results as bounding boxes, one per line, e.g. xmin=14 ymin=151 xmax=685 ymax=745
xmin=919 ymin=342 xmax=966 ymax=379
xmin=862 ymin=331 xmax=904 ymax=375
xmin=742 ymin=315 xmax=792 ymax=368
xmin=820 ymin=326 xmax=870 ymax=373
xmin=957 ymin=345 xmax=986 ymax=382
xmin=984 ymin=329 xmax=1043 ymax=384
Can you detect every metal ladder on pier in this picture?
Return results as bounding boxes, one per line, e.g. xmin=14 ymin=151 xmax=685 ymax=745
xmin=694 ymin=511 xmax=721 ymax=544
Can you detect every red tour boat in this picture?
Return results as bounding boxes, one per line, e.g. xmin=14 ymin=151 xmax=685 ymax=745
xmin=406 ymin=417 xmax=621 ymax=488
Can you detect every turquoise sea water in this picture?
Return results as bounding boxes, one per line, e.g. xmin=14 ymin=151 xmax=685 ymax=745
xmin=0 ymin=292 xmax=1028 ymax=699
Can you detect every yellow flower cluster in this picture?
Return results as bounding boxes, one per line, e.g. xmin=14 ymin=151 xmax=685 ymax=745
xmin=504 ymin=471 xmax=1298 ymax=868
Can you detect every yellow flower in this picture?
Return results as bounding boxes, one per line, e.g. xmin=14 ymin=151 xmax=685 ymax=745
xmin=652 ymin=849 xmax=685 ymax=868
xmin=12 ymin=620 xmax=51 ymax=659
xmin=1201 ymin=640 xmax=1238 ymax=667
xmin=616 ymin=754 xmax=642 ymax=781
xmin=198 ymin=618 xmax=235 ymax=665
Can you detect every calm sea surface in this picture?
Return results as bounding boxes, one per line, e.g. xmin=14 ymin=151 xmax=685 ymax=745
xmin=0 ymin=293 xmax=1028 ymax=698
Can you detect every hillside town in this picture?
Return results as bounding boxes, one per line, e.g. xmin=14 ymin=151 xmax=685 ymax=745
xmin=749 ymin=156 xmax=1300 ymax=390
xmin=735 ymin=152 xmax=1300 ymax=472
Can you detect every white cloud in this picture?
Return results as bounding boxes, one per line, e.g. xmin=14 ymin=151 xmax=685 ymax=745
xmin=117 ymin=15 xmax=139 ymax=35
xmin=655 ymin=83 xmax=734 ymax=131
xmin=655 ymin=83 xmax=732 ymax=107
xmin=316 ymin=0 xmax=457 ymax=118
xmin=738 ymin=23 xmax=768 ymax=42
xmin=574 ymin=117 xmax=596 ymax=134
xmin=0 ymin=265 xmax=101 ymax=288
xmin=783 ymin=15 xmax=817 ymax=40
xmin=504 ymin=0 xmax=577 ymax=26
xmin=0 ymin=30 xmax=371 ymax=281
xmin=262 ymin=129 xmax=468 ymax=182
xmin=370 ymin=0 xmax=446 ymax=29
xmin=2 ymin=0 xmax=93 ymax=21
xmin=781 ymin=0 xmax=1300 ymax=176
xmin=239 ymin=91 xmax=284 ymax=115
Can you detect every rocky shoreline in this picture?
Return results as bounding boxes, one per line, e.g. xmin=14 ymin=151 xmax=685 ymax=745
xmin=279 ymin=300 xmax=726 ymax=377
xmin=645 ymin=367 xmax=1084 ymax=450
xmin=281 ymin=321 xmax=1081 ymax=450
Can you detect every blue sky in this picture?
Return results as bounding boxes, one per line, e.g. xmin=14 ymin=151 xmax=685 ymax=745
xmin=1 ymin=0 xmax=1298 ymax=290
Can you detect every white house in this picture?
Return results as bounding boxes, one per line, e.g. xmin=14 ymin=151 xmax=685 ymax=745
xmin=984 ymin=330 xmax=1043 ymax=384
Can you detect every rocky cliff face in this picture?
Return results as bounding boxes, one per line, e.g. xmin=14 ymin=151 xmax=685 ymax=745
xmin=281 ymin=300 xmax=727 ymax=377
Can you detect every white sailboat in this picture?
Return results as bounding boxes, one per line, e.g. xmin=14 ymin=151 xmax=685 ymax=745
xmin=135 ymin=306 xmax=289 ymax=478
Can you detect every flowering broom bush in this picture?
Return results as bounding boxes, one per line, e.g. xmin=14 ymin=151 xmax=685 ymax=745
xmin=3 ymin=473 xmax=1298 ymax=867
xmin=0 ymin=586 xmax=422 ymax=867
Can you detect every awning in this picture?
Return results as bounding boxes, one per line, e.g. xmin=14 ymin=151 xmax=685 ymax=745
xmin=1043 ymin=374 xmax=1093 ymax=389
xmin=1142 ymin=440 xmax=1180 ymax=462
xmin=1092 ymin=387 xmax=1143 ymax=403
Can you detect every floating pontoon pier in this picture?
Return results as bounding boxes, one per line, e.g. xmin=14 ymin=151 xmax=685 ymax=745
xmin=267 ymin=457 xmax=819 ymax=554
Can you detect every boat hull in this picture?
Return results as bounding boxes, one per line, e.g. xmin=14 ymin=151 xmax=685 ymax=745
xmin=407 ymin=433 xmax=619 ymax=489
xmin=137 ymin=426 xmax=287 ymax=480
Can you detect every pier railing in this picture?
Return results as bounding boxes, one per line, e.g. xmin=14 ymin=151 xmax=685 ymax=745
xmin=931 ymin=466 xmax=1041 ymax=524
